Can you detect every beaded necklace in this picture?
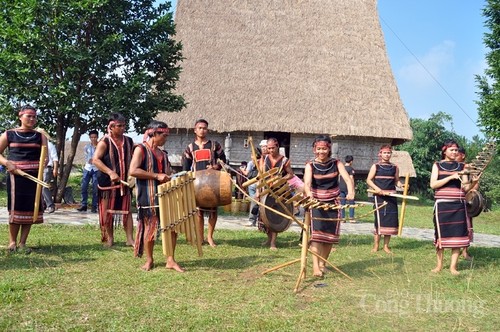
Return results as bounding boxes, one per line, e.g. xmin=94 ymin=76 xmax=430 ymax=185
xmin=438 ymin=161 xmax=460 ymax=171
xmin=14 ymin=130 xmax=37 ymax=140
xmin=312 ymin=158 xmax=334 ymax=172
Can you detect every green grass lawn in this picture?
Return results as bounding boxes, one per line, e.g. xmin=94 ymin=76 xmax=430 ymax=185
xmin=1 ymin=225 xmax=499 ymax=331
xmin=353 ymin=202 xmax=500 ymax=236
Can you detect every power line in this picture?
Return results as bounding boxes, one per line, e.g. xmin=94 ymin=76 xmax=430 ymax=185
xmin=379 ymin=15 xmax=477 ymax=125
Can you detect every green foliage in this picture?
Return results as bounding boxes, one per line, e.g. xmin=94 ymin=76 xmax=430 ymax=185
xmin=398 ymin=112 xmax=462 ymax=197
xmin=475 ymin=0 xmax=500 ymax=140
xmin=0 ymin=0 xmax=184 ymax=201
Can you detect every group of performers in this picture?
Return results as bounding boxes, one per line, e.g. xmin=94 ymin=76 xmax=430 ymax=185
xmin=0 ymin=105 xmax=480 ymax=276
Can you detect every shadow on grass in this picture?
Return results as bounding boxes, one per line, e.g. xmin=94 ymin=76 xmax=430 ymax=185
xmin=0 ymin=242 xmax=132 ymax=271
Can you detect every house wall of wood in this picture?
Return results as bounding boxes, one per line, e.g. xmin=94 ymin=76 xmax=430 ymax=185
xmin=164 ymin=129 xmax=391 ymax=175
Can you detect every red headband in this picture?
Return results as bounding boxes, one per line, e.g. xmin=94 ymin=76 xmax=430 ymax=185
xmin=155 ymin=128 xmax=169 ymax=134
xmin=142 ymin=127 xmax=170 ymax=143
xmin=379 ymin=147 xmax=392 ymax=153
xmin=19 ymin=109 xmax=36 ymax=116
xmin=442 ymin=143 xmax=458 ymax=152
xmin=314 ymin=141 xmax=331 ymax=148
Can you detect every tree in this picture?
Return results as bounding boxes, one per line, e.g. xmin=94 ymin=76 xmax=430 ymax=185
xmin=0 ymin=0 xmax=184 ymax=202
xmin=475 ymin=0 xmax=500 ymax=140
xmin=397 ymin=112 xmax=462 ymax=197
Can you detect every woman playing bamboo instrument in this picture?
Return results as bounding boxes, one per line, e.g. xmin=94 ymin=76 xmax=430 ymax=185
xmin=303 ymin=136 xmax=354 ymax=277
xmin=129 ymin=120 xmax=184 ymax=272
xmin=366 ymin=145 xmax=404 ymax=254
xmin=430 ymin=140 xmax=478 ymax=275
xmin=0 ymin=105 xmax=47 ymax=253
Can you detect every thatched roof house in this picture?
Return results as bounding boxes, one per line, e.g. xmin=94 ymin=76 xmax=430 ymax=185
xmin=157 ymin=0 xmax=413 ymax=174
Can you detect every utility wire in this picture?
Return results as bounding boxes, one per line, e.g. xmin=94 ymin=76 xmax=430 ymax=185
xmin=379 ymin=16 xmax=477 ymax=125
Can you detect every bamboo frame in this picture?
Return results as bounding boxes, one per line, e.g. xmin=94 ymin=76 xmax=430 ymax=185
xmin=398 ymin=173 xmax=410 ymax=236
xmin=158 ymin=171 xmax=202 ymax=258
xmin=17 ymin=169 xmax=51 ymax=188
xmin=33 ymin=145 xmax=47 ymax=222
xmin=367 ymin=189 xmax=419 ymax=200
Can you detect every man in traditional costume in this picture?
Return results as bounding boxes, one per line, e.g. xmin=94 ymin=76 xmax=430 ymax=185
xmin=93 ymin=113 xmax=135 ymax=247
xmin=182 ymin=119 xmax=226 ymax=247
xmin=255 ymin=137 xmax=294 ymax=250
xmin=129 ymin=120 xmax=183 ymax=272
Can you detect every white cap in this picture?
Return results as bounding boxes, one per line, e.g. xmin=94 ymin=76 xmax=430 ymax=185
xmin=259 ymin=139 xmax=267 ymax=147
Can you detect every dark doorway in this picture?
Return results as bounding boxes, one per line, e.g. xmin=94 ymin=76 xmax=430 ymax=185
xmin=264 ymin=132 xmax=291 ymax=157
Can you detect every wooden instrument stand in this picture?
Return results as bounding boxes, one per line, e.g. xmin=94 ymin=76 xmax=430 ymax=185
xmin=261 ymin=211 xmax=352 ymax=293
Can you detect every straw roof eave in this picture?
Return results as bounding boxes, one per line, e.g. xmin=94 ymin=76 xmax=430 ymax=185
xmin=157 ymin=0 xmax=412 ymax=143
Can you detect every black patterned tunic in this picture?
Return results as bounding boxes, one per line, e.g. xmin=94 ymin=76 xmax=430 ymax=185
xmin=372 ymin=163 xmax=399 ymax=235
xmin=6 ymin=130 xmax=44 ymax=224
xmin=309 ymin=158 xmax=341 ymax=244
xmin=433 ymin=161 xmax=469 ymax=248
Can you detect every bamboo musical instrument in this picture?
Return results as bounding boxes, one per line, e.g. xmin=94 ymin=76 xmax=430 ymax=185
xmin=17 ymin=169 xmax=51 ymax=188
xmin=33 ymin=145 xmax=47 ymax=222
xmin=367 ymin=189 xmax=419 ymax=200
xmin=158 ymin=171 xmax=202 ymax=258
xmin=398 ymin=173 xmax=410 ymax=236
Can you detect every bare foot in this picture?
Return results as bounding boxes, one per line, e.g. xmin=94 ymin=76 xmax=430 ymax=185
xmin=450 ymin=268 xmax=460 ymax=276
xmin=8 ymin=242 xmax=16 ymax=252
xmin=103 ymin=240 xmax=114 ymax=248
xmin=370 ymin=247 xmax=379 ymax=253
xmin=166 ymin=262 xmax=185 ymax=273
xmin=313 ymin=270 xmax=323 ymax=278
xmin=462 ymin=254 xmax=473 ymax=261
xmin=207 ymin=239 xmax=217 ymax=247
xmin=125 ymin=241 xmax=135 ymax=247
xmin=141 ymin=261 xmax=154 ymax=271
xmin=431 ymin=266 xmax=442 ymax=273
xmin=269 ymin=245 xmax=278 ymax=251
xmin=383 ymin=247 xmax=393 ymax=254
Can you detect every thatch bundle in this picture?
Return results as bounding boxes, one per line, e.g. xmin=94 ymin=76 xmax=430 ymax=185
xmin=157 ymin=0 xmax=412 ymax=143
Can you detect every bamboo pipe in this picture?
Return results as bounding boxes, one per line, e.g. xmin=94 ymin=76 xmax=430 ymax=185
xmin=33 ymin=145 xmax=47 ymax=222
xmin=398 ymin=173 xmax=410 ymax=236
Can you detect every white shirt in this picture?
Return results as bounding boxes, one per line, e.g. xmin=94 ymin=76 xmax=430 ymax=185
xmin=83 ymin=142 xmax=98 ymax=171
xmin=46 ymin=141 xmax=58 ymax=169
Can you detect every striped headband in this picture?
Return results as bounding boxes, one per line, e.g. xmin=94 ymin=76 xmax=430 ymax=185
xmin=19 ymin=109 xmax=36 ymax=116
xmin=142 ymin=127 xmax=170 ymax=143
xmin=314 ymin=141 xmax=331 ymax=148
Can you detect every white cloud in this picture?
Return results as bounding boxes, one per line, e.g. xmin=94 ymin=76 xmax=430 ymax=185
xmin=398 ymin=40 xmax=455 ymax=88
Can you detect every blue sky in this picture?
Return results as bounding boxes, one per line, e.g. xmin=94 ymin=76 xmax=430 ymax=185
xmin=166 ymin=0 xmax=487 ymax=139
xmin=378 ymin=0 xmax=487 ymax=139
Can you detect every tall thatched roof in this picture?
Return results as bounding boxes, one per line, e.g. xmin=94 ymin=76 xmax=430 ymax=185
xmin=157 ymin=0 xmax=412 ymax=143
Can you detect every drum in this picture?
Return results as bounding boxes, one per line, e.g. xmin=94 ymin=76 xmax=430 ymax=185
xmin=259 ymin=194 xmax=293 ymax=232
xmin=466 ymin=189 xmax=485 ymax=218
xmin=193 ymin=169 xmax=232 ymax=208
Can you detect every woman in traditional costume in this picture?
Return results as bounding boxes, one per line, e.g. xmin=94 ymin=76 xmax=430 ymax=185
xmin=366 ymin=145 xmax=404 ymax=254
xmin=430 ymin=140 xmax=478 ymax=275
xmin=303 ymin=136 xmax=354 ymax=277
xmin=0 ymin=105 xmax=47 ymax=253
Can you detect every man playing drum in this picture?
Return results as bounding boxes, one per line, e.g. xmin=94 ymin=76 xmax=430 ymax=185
xmin=255 ymin=137 xmax=295 ymax=250
xmin=182 ymin=119 xmax=226 ymax=247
